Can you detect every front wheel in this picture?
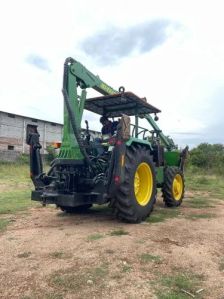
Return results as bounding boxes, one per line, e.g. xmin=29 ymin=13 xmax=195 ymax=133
xmin=162 ymin=167 xmax=185 ymax=207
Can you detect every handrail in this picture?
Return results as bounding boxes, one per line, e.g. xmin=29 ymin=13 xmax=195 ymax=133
xmin=130 ymin=124 xmax=149 ymax=138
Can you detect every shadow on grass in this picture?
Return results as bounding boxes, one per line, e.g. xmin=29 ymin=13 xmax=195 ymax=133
xmin=56 ymin=204 xmax=115 ymax=224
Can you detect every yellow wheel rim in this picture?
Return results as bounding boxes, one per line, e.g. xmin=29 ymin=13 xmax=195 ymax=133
xmin=172 ymin=174 xmax=183 ymax=201
xmin=134 ymin=162 xmax=153 ymax=206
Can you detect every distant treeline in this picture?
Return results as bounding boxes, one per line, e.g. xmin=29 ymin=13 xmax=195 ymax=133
xmin=187 ymin=143 xmax=224 ymax=175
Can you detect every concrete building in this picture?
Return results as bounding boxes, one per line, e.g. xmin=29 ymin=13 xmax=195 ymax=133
xmin=0 ymin=111 xmax=100 ymax=161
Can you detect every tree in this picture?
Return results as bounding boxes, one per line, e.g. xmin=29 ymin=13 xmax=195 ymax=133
xmin=189 ymin=143 xmax=224 ymax=175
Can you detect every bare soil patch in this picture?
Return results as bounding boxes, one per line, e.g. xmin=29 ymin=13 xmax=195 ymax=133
xmin=0 ymin=194 xmax=224 ymax=299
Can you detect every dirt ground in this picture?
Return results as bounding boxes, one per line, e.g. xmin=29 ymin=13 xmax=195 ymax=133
xmin=0 ymin=193 xmax=224 ymax=299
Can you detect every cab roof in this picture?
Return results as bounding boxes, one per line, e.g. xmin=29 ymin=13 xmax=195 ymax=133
xmin=85 ymin=92 xmax=161 ymax=117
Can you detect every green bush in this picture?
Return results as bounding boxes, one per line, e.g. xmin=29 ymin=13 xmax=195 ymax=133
xmin=18 ymin=153 xmax=29 ymax=164
xmin=188 ymin=143 xmax=224 ymax=175
xmin=46 ymin=145 xmax=57 ymax=162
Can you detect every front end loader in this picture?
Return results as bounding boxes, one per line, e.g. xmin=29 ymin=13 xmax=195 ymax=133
xmin=26 ymin=57 xmax=188 ymax=223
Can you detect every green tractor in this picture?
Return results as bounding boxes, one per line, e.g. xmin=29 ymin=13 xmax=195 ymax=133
xmin=26 ymin=57 xmax=188 ymax=223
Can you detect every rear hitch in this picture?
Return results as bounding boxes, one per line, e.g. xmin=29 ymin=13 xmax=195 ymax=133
xmin=26 ymin=124 xmax=45 ymax=189
xmin=180 ymin=146 xmax=189 ymax=171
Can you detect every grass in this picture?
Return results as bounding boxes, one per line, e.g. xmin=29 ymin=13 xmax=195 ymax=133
xmin=21 ymin=293 xmax=63 ymax=299
xmin=213 ymin=192 xmax=224 ymax=200
xmin=49 ymin=264 xmax=108 ymax=293
xmin=0 ymin=163 xmax=39 ymax=236
xmin=140 ymin=253 xmax=161 ymax=263
xmin=156 ymin=272 xmax=204 ymax=299
xmin=0 ymin=218 xmax=11 ymax=232
xmin=186 ymin=213 xmax=215 ymax=220
xmin=43 ymin=294 xmax=64 ymax=299
xmin=147 ymin=207 xmax=180 ymax=223
xmin=122 ymin=264 xmax=132 ymax=273
xmin=49 ymin=251 xmax=71 ymax=259
xmin=0 ymin=162 xmax=221 ymax=298
xmin=185 ymin=196 xmax=215 ymax=209
xmin=110 ymin=228 xmax=129 ymax=236
xmin=0 ymin=190 xmax=37 ymax=214
xmin=42 ymin=294 xmax=63 ymax=299
xmin=50 ymin=273 xmax=86 ymax=292
xmin=0 ymin=163 xmax=30 ymax=182
xmin=17 ymin=251 xmax=32 ymax=258
xmin=87 ymin=233 xmax=104 ymax=241
xmin=219 ymin=258 xmax=224 ymax=272
xmin=0 ymin=163 xmax=38 ymax=215
xmin=185 ymin=172 xmax=212 ymax=191
xmin=185 ymin=172 xmax=224 ymax=197
xmin=92 ymin=265 xmax=109 ymax=278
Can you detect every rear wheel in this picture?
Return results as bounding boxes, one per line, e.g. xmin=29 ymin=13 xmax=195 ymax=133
xmin=59 ymin=204 xmax=92 ymax=213
xmin=111 ymin=145 xmax=157 ymax=223
xmin=162 ymin=167 xmax=184 ymax=207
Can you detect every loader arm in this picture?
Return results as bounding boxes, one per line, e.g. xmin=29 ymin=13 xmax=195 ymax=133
xmin=144 ymin=114 xmax=175 ymax=150
xmin=59 ymin=57 xmax=118 ymax=160
xmin=68 ymin=58 xmax=117 ymax=95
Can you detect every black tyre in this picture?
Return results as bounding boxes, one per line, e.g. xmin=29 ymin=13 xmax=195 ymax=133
xmin=59 ymin=204 xmax=92 ymax=213
xmin=162 ymin=167 xmax=184 ymax=207
xmin=111 ymin=145 xmax=157 ymax=223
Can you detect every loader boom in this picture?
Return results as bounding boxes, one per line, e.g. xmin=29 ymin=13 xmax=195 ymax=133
xmin=144 ymin=114 xmax=175 ymax=150
xmin=59 ymin=58 xmax=117 ymax=160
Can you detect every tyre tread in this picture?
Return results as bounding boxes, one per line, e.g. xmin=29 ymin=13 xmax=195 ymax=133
xmin=162 ymin=166 xmax=185 ymax=207
xmin=111 ymin=145 xmax=156 ymax=223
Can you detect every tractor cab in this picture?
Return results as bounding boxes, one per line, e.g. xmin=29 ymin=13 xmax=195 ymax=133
xmin=85 ymin=91 xmax=161 ymax=138
xmin=78 ymin=91 xmax=161 ymax=159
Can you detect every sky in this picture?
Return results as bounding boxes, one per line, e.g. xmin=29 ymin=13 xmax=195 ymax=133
xmin=0 ymin=0 xmax=224 ymax=148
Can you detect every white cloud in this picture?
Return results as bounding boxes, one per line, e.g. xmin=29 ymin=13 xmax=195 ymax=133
xmin=0 ymin=0 xmax=224 ymax=147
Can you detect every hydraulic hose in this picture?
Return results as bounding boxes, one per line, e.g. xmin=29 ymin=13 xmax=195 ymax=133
xmin=62 ymin=58 xmax=94 ymax=169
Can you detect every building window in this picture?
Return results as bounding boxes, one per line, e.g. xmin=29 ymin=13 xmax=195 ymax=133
xmin=31 ymin=119 xmax=38 ymax=123
xmin=7 ymin=113 xmax=15 ymax=118
xmin=8 ymin=145 xmax=14 ymax=150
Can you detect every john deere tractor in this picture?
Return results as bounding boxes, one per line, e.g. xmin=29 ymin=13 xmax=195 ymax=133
xmin=26 ymin=57 xmax=188 ymax=223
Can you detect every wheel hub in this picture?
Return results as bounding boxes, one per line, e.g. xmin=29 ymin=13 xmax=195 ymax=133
xmin=172 ymin=174 xmax=183 ymax=200
xmin=134 ymin=162 xmax=153 ymax=206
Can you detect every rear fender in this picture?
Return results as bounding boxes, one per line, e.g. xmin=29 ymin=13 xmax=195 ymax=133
xmin=107 ymin=141 xmax=126 ymax=196
xmin=164 ymin=151 xmax=181 ymax=167
xmin=125 ymin=137 xmax=153 ymax=151
xmin=108 ymin=139 xmax=153 ymax=196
